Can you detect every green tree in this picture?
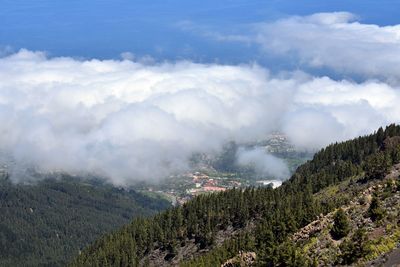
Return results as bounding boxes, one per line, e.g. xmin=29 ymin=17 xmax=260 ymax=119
xmin=368 ymin=196 xmax=385 ymax=222
xmin=340 ymin=228 xmax=369 ymax=264
xmin=364 ymin=152 xmax=391 ymax=181
xmin=330 ymin=208 xmax=350 ymax=240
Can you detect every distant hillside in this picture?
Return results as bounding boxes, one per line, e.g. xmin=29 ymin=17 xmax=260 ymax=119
xmin=0 ymin=175 xmax=171 ymax=267
xmin=71 ymin=124 xmax=400 ymax=266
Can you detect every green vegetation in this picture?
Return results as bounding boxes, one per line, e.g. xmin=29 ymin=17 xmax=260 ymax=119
xmin=0 ymin=176 xmax=170 ymax=267
xmin=70 ymin=124 xmax=400 ymax=266
xmin=330 ymin=208 xmax=350 ymax=240
xmin=365 ymin=227 xmax=400 ymax=261
xmin=368 ymin=196 xmax=385 ymax=222
xmin=340 ymin=228 xmax=370 ymax=264
xmin=364 ymin=151 xmax=392 ymax=180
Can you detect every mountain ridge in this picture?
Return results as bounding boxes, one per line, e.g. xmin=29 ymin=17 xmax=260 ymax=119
xmin=71 ymin=124 xmax=400 ymax=266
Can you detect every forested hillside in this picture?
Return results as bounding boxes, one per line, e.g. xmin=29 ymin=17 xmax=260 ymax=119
xmin=288 ymin=165 xmax=400 ymax=266
xmin=0 ymin=175 xmax=170 ymax=267
xmin=71 ymin=124 xmax=400 ymax=266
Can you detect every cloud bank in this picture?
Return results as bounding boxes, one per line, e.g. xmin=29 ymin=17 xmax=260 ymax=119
xmin=193 ymin=12 xmax=400 ymax=82
xmin=1 ymin=26 xmax=400 ymax=184
xmin=0 ymin=50 xmax=287 ymax=184
xmin=253 ymin=12 xmax=400 ymax=81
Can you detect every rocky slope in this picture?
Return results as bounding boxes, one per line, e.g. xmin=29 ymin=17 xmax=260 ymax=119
xmin=291 ymin=164 xmax=400 ymax=266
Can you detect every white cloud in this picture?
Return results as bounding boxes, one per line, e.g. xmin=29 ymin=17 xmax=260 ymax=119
xmin=176 ymin=20 xmax=252 ymax=43
xmin=0 ymin=49 xmax=399 ymax=184
xmin=190 ymin=12 xmax=400 ymax=82
xmin=236 ymin=147 xmax=290 ymax=179
xmin=253 ymin=12 xmax=400 ymax=81
xmin=120 ymin=52 xmax=135 ymax=61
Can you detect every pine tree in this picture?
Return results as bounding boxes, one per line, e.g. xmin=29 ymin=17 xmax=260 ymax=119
xmin=340 ymin=228 xmax=369 ymax=264
xmin=368 ymin=196 xmax=385 ymax=222
xmin=330 ymin=208 xmax=350 ymax=240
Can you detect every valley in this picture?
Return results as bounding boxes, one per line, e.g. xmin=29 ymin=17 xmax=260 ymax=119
xmin=135 ymin=134 xmax=312 ymax=206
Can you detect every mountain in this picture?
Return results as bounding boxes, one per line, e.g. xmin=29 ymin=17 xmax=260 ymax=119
xmin=0 ymin=175 xmax=171 ymax=267
xmin=289 ymin=164 xmax=400 ymax=266
xmin=71 ymin=124 xmax=400 ymax=266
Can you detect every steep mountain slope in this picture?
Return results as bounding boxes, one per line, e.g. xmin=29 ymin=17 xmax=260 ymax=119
xmin=71 ymin=124 xmax=400 ymax=266
xmin=288 ymin=164 xmax=400 ymax=266
xmin=0 ymin=175 xmax=170 ymax=267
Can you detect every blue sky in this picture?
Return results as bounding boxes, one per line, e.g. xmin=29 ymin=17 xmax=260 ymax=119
xmin=1 ymin=0 xmax=399 ymax=62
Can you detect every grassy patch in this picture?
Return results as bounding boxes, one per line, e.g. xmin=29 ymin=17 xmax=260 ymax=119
xmin=365 ymin=227 xmax=400 ymax=261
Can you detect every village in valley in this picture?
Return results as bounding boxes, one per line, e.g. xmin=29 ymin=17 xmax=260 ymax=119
xmin=139 ymin=170 xmax=284 ymax=206
xmin=137 ymin=134 xmax=312 ymax=206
